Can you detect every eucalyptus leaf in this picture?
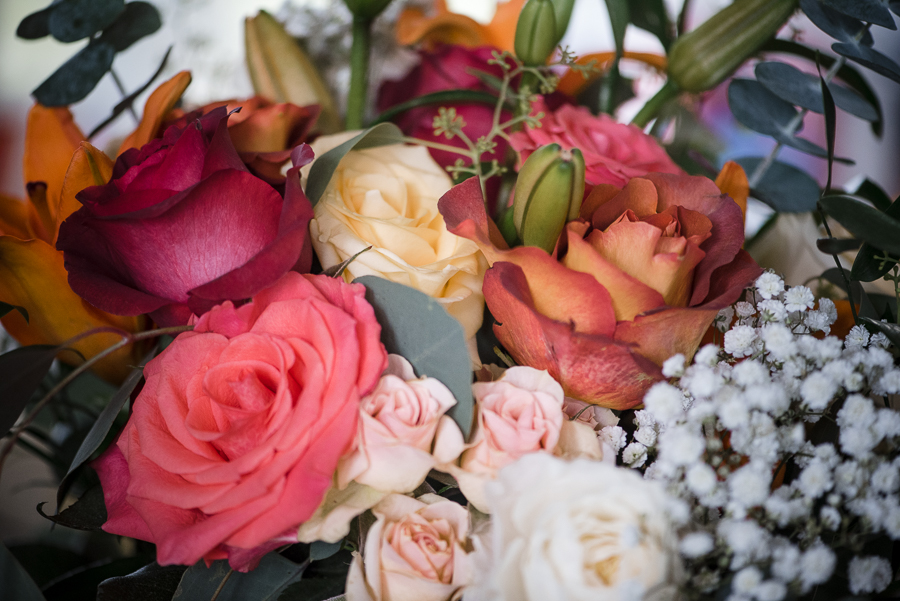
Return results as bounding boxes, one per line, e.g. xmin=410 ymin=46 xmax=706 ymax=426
xmin=800 ymin=0 xmax=875 ymax=44
xmin=819 ymin=0 xmax=896 ymax=29
xmin=853 ymin=178 xmax=893 ymax=211
xmin=734 ymin=157 xmax=821 ymax=212
xmin=816 ymin=238 xmax=862 ymax=253
xmin=0 ymin=542 xmax=46 ymax=601
xmin=832 ymin=42 xmax=900 ymax=85
xmin=98 ymin=1 xmax=162 ymax=52
xmin=173 ymin=555 xmax=307 ymax=601
xmin=819 ymin=267 xmax=879 ymax=318
xmin=0 ymin=302 xmax=29 ymax=322
xmin=851 ymin=194 xmax=900 ymax=281
xmin=37 ymin=482 xmax=107 ymax=531
xmin=305 ymin=123 xmax=403 ymax=205
xmin=32 ymin=41 xmax=116 ymax=107
xmin=309 ymin=541 xmax=342 ymax=561
xmin=16 ymin=5 xmax=54 ymax=40
xmin=371 ymin=90 xmax=499 ymax=126
xmin=278 ymin=550 xmax=352 ymax=601
xmin=820 ymin=194 xmax=900 ymax=255
xmin=860 ymin=317 xmax=900 ymax=347
xmin=48 ymin=0 xmax=125 ymax=43
xmin=755 ymin=61 xmax=878 ymax=121
xmin=630 ymin=0 xmax=673 ymax=50
xmin=604 ymin=0 xmax=629 ymax=56
xmin=819 ymin=64 xmax=837 ymax=191
xmin=97 ymin=563 xmax=187 ymax=601
xmin=0 ymin=345 xmax=58 ymax=436
xmin=356 ymin=276 xmax=474 ymax=439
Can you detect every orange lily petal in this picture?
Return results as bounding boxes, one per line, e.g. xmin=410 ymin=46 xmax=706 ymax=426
xmin=396 ymin=6 xmax=487 ymax=48
xmin=119 ymin=71 xmax=192 ymax=155
xmin=0 ymin=237 xmax=142 ymax=383
xmin=56 ymin=142 xmax=115 ymax=240
xmin=0 ymin=193 xmax=37 ymax=240
xmin=558 ymin=52 xmax=668 ymax=97
xmin=483 ymin=0 xmax=525 ymax=53
xmin=715 ymin=160 xmax=749 ymax=223
xmin=23 ymin=105 xmax=84 ymax=224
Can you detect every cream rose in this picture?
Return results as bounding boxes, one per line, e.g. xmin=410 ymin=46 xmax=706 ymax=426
xmin=305 ymin=133 xmax=488 ymax=351
xmin=346 ymin=493 xmax=472 ymax=601
xmin=467 ymin=453 xmax=681 ymax=601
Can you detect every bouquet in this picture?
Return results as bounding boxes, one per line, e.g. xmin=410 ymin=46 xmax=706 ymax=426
xmin=1 ymin=0 xmax=899 ymax=599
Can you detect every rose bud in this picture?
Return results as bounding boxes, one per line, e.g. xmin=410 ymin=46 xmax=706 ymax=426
xmin=514 ymin=0 xmax=558 ymax=66
xmin=513 ymin=142 xmax=585 ymax=254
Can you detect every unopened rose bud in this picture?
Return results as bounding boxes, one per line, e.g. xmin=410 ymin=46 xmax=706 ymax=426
xmin=667 ymin=0 xmax=797 ymax=93
xmin=343 ymin=0 xmax=393 ymax=19
xmin=513 ymin=143 xmax=585 ymax=253
xmin=514 ymin=0 xmax=558 ymax=66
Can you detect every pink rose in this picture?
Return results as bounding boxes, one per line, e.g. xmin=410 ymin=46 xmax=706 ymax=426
xmin=93 ymin=272 xmax=386 ymax=570
xmin=510 ymin=98 xmax=684 ymax=188
xmin=346 ymin=493 xmax=471 ymax=601
xmin=338 ymin=354 xmax=462 ymax=493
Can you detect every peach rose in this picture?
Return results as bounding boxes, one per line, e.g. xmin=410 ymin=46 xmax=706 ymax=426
xmin=93 ymin=272 xmax=386 ymax=570
xmin=346 ymin=493 xmax=472 ymax=601
xmin=510 ymin=98 xmax=684 ymax=188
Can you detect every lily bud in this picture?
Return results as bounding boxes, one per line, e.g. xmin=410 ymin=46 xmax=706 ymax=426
xmin=245 ymin=11 xmax=341 ymax=133
xmin=343 ymin=0 xmax=393 ymax=20
xmin=513 ymin=143 xmax=585 ymax=253
xmin=667 ymin=0 xmax=797 ymax=93
xmin=549 ymin=0 xmax=576 ymax=46
xmin=514 ymin=0 xmax=558 ymax=66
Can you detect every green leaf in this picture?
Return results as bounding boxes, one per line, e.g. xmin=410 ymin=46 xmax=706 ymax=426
xmin=173 ymin=555 xmax=307 ymax=601
xmin=604 ymin=0 xmax=629 ymax=57
xmin=16 ymin=5 xmax=53 ymax=40
xmin=800 ymin=0 xmax=874 ymax=44
xmin=755 ymin=61 xmax=878 ymax=121
xmin=734 ymin=157 xmax=821 ymax=212
xmin=819 ymin=0 xmax=896 ymax=29
xmin=851 ymin=193 xmax=900 ymax=281
xmin=98 ymin=1 xmax=162 ymax=52
xmin=37 ymin=482 xmax=107 ymax=531
xmin=278 ymin=550 xmax=351 ymax=601
xmin=852 ymin=178 xmax=893 ymax=211
xmin=32 ymin=41 xmax=116 ymax=107
xmin=820 ymin=194 xmax=900 ymax=255
xmin=48 ymin=0 xmax=125 ymax=43
xmin=819 ymin=267 xmax=879 ymax=318
xmin=0 ymin=302 xmax=29 ymax=322
xmin=305 ymin=123 xmax=404 ymax=206
xmin=832 ymin=42 xmax=900 ymax=85
xmin=97 ymin=563 xmax=187 ymax=601
xmin=356 ymin=276 xmax=474 ymax=439
xmin=309 ymin=541 xmax=342 ymax=561
xmin=42 ymin=556 xmax=153 ymax=601
xmin=0 ymin=345 xmax=58 ymax=436
xmin=629 ymin=0 xmax=673 ymax=51
xmin=0 ymin=541 xmax=46 ymax=601
xmin=819 ymin=62 xmax=837 ymax=192
xmin=816 ymin=237 xmax=861 ymax=253
xmin=371 ymin=90 xmax=499 ymax=126
xmin=860 ymin=317 xmax=900 ymax=347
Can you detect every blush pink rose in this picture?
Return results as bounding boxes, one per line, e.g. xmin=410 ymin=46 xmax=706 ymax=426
xmin=93 ymin=272 xmax=386 ymax=570
xmin=346 ymin=493 xmax=471 ymax=601
xmin=510 ymin=98 xmax=684 ymax=188
xmin=338 ymin=354 xmax=462 ymax=494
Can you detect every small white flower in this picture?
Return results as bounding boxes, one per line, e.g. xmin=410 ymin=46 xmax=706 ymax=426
xmin=686 ymin=463 xmax=718 ymax=496
xmin=622 ymin=442 xmax=648 ymax=467
xmin=870 ymin=331 xmax=890 ymax=349
xmin=661 ymin=353 xmax=685 ymax=378
xmin=848 ymin=555 xmax=892 ymax=595
xmin=724 ymin=325 xmax=758 ymax=358
xmin=753 ymin=581 xmax=787 ymax=601
xmin=872 ymin=462 xmax=900 ymax=494
xmin=735 ymin=301 xmax=756 ymax=318
xmin=836 ymin=394 xmax=877 ymax=429
xmin=658 ymin=426 xmax=705 ymax=466
xmin=783 ymin=285 xmax=815 ymax=312
xmin=684 ymin=366 xmax=722 ymax=398
xmin=840 ymin=426 xmax=877 ymax=458
xmin=770 ymin=540 xmax=800 ymax=582
xmin=642 ymin=383 xmax=684 ymax=424
xmin=599 ymin=425 xmax=626 ymax=452
xmin=798 ymin=542 xmax=836 ymax=593
xmin=760 ymin=324 xmax=796 ymax=360
xmin=694 ymin=344 xmax=720 ymax=366
xmin=728 ymin=464 xmax=772 ymax=508
xmin=800 ymin=372 xmax=838 ymax=411
xmin=804 ymin=310 xmax=830 ymax=333
xmin=797 ymin=460 xmax=833 ymax=499
xmin=834 ymin=461 xmax=865 ymax=498
xmin=755 ymin=272 xmax=784 ymax=300
xmin=679 ymin=531 xmax=714 ymax=558
xmin=718 ymin=519 xmax=769 ymax=567
xmin=883 ymin=504 xmax=900 ymax=539
xmin=732 ymin=566 xmax=762 ymax=594
xmin=874 ymin=408 xmax=900 ymax=439
xmin=817 ymin=297 xmax=838 ymax=322
xmin=845 ymin=325 xmax=871 ymax=349
xmin=819 ymin=506 xmax=841 ymax=530
xmin=633 ymin=426 xmax=657 ymax=447
xmin=732 ymin=360 xmax=768 ymax=386
xmin=757 ymin=299 xmax=787 ymax=323
xmin=877 ymin=369 xmax=900 ymax=394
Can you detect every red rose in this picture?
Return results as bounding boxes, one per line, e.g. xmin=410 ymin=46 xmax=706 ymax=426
xmin=57 ymin=107 xmax=314 ymax=326
xmin=93 ymin=272 xmax=387 ymax=570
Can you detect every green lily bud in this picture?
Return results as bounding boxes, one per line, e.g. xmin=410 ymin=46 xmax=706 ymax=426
xmin=549 ymin=0 xmax=576 ymax=46
xmin=513 ymin=143 xmax=586 ymax=254
xmin=667 ymin=0 xmax=797 ymax=93
xmin=514 ymin=0 xmax=558 ymax=66
xmin=343 ymin=0 xmax=393 ymax=20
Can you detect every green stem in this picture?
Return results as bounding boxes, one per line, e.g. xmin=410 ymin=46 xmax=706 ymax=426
xmin=630 ymin=81 xmax=679 ymax=128
xmin=346 ymin=16 xmax=373 ymax=130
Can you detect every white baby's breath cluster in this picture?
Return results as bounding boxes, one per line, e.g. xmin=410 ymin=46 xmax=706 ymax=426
xmin=621 ymin=272 xmax=900 ymax=598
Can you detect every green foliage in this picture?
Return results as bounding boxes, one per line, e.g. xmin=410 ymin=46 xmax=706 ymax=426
xmin=37 ymin=483 xmax=107 ymax=531
xmin=0 ymin=542 xmax=46 ymax=601
xmin=173 ymin=554 xmax=308 ymax=601
xmin=0 ymin=301 xmax=29 ymax=322
xmin=96 ymin=563 xmax=188 ymax=601
xmin=0 ymin=345 xmax=59 ymax=436
xmin=734 ymin=158 xmax=820 ymax=212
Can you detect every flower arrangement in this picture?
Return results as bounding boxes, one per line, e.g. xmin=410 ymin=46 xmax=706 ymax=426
xmin=1 ymin=0 xmax=899 ymax=600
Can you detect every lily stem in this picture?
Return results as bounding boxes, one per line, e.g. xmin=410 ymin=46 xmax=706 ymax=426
xmin=109 ymin=67 xmax=139 ymax=123
xmin=346 ymin=16 xmax=373 ymax=130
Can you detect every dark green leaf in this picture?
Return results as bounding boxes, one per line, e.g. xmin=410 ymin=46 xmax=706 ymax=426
xmin=357 ymin=276 xmax=474 ymax=439
xmin=16 ymin=5 xmax=54 ymax=40
xmin=832 ymin=42 xmax=900 ymax=85
xmin=42 ymin=556 xmax=152 ymax=601
xmin=860 ymin=317 xmax=900 ymax=347
xmin=309 ymin=541 xmax=342 ymax=561
xmin=278 ymin=550 xmax=351 ymax=601
xmin=630 ymin=0 xmax=672 ymax=51
xmin=371 ymin=90 xmax=499 ymax=126
xmin=755 ymin=61 xmax=878 ymax=121
xmin=760 ymin=38 xmax=884 ymax=136
xmin=0 ymin=301 xmax=29 ymax=322
xmin=37 ymin=482 xmax=107 ymax=530
xmin=892 ymin=0 xmax=900 ymax=17
xmin=97 ymin=562 xmax=187 ymax=601
xmin=816 ymin=238 xmax=861 ymax=253
xmin=0 ymin=345 xmax=58 ymax=436
xmin=0 ymin=541 xmax=46 ymax=601
xmin=7 ymin=544 xmax=83 ymax=589
xmin=819 ymin=0 xmax=896 ymax=29
xmin=820 ymin=194 xmax=900 ymax=255
xmin=734 ymin=157 xmax=821 ymax=212
xmin=48 ymin=0 xmax=125 ymax=42
xmin=98 ymin=1 xmax=161 ymax=52
xmin=819 ymin=267 xmax=879 ymax=318
xmin=604 ymin=0 xmax=629 ymax=56
xmin=305 ymin=123 xmax=404 ymax=206
xmin=852 ymin=178 xmax=892 ymax=211
xmin=173 ymin=555 xmax=307 ymax=601
xmin=819 ymin=63 xmax=837 ymax=192
xmin=851 ymin=193 xmax=900 ymax=281
xmin=800 ymin=0 xmax=874 ymax=44
xmin=32 ymin=41 xmax=116 ymax=107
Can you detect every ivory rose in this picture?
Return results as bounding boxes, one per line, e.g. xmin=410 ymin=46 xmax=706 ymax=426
xmin=346 ymin=493 xmax=472 ymax=601
xmin=467 ymin=453 xmax=681 ymax=601
xmin=439 ymin=171 xmax=761 ymax=408
xmin=93 ymin=272 xmax=386 ymax=570
xmin=306 ymin=133 xmax=487 ymax=349
xmin=510 ymin=98 xmax=684 ymax=188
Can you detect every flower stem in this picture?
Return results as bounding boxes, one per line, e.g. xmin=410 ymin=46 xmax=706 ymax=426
xmin=346 ymin=16 xmax=373 ymax=130
xmin=630 ymin=81 xmax=678 ymax=128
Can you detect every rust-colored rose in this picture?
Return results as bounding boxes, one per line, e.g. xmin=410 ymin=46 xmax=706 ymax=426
xmin=439 ymin=172 xmax=761 ymax=409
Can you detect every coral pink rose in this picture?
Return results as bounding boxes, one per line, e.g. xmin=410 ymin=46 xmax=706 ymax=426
xmin=510 ymin=98 xmax=684 ymax=188
xmin=346 ymin=493 xmax=471 ymax=601
xmin=57 ymin=107 xmax=315 ymax=326
xmin=439 ymin=172 xmax=761 ymax=409
xmin=93 ymin=272 xmax=386 ymax=570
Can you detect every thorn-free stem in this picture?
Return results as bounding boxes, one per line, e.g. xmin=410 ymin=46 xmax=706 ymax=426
xmin=109 ymin=67 xmax=139 ymax=123
xmin=346 ymin=16 xmax=373 ymax=130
